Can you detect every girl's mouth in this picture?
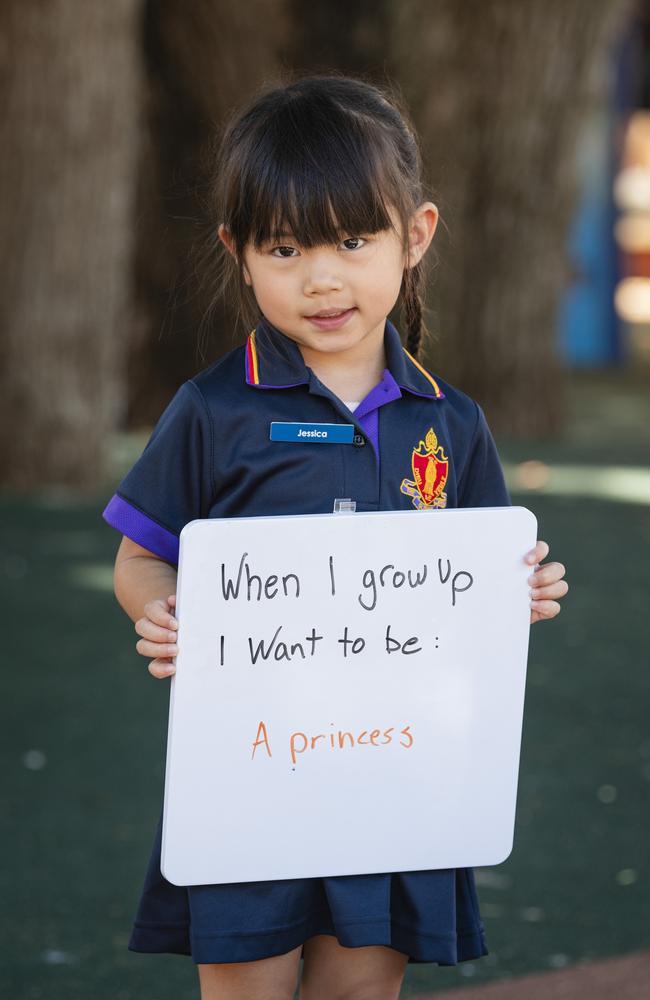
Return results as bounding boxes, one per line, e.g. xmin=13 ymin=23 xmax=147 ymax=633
xmin=306 ymin=307 xmax=357 ymax=330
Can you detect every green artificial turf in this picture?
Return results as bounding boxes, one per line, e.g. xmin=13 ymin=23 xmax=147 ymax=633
xmin=3 ymin=370 xmax=649 ymax=999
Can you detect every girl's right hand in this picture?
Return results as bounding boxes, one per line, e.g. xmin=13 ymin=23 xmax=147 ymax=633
xmin=135 ymin=594 xmax=179 ymax=678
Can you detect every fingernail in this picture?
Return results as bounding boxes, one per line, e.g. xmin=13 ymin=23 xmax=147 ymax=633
xmin=169 ymin=618 xmax=178 ymax=628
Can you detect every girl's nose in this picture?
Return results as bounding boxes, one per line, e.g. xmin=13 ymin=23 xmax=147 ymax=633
xmin=302 ymin=252 xmax=344 ymax=295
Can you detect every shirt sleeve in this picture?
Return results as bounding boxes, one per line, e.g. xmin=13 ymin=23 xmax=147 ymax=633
xmin=101 ymin=380 xmax=213 ymax=565
xmin=457 ymin=401 xmax=512 ymax=508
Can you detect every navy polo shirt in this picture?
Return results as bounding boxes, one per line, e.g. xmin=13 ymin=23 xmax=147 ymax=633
xmin=102 ymin=317 xmax=511 ymax=561
xmin=102 ymin=316 xmax=512 ymax=965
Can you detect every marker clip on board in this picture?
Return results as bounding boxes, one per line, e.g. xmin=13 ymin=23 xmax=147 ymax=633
xmin=332 ymin=498 xmax=357 ymax=514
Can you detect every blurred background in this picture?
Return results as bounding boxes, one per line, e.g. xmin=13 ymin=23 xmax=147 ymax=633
xmin=2 ymin=1 xmax=649 ymax=997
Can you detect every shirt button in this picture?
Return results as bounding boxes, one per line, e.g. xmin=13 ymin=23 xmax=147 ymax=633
xmin=353 ymin=434 xmax=365 ymax=447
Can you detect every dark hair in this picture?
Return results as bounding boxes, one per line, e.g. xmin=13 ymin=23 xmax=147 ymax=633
xmin=199 ymin=73 xmax=437 ymax=360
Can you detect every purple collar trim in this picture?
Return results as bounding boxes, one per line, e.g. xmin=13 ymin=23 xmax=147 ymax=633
xmin=354 ymin=369 xmax=402 ymax=419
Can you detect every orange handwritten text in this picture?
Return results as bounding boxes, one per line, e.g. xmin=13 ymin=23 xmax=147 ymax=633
xmin=288 ymin=723 xmax=415 ymax=764
xmin=251 ymin=720 xmax=272 ymax=759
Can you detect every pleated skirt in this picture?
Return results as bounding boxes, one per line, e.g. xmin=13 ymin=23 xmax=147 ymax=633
xmin=128 ymin=811 xmax=488 ymax=966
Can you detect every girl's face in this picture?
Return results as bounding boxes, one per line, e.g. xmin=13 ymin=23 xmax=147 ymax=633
xmin=219 ymin=202 xmax=437 ymax=361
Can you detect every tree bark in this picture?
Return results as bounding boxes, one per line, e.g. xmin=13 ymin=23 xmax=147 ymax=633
xmin=288 ymin=0 xmax=391 ymax=78
xmin=0 ymin=0 xmax=143 ymax=489
xmin=391 ymin=0 xmax=633 ymax=435
xmin=130 ymin=0 xmax=290 ymax=424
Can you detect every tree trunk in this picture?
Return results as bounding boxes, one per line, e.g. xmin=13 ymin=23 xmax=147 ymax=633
xmin=0 ymin=0 xmax=143 ymax=490
xmin=288 ymin=0 xmax=391 ymax=77
xmin=130 ymin=0 xmax=290 ymax=425
xmin=391 ymin=0 xmax=632 ymax=435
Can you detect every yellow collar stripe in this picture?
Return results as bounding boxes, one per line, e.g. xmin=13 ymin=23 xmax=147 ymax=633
xmin=246 ymin=330 xmax=260 ymax=385
xmin=247 ymin=328 xmax=441 ymax=398
xmin=402 ymin=348 xmax=443 ymax=398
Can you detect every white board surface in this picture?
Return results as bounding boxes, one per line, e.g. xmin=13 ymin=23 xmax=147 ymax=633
xmin=161 ymin=506 xmax=536 ymax=886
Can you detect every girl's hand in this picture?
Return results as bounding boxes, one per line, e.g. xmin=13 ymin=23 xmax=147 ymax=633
xmin=525 ymin=541 xmax=568 ymax=624
xmin=134 ymin=594 xmax=179 ymax=678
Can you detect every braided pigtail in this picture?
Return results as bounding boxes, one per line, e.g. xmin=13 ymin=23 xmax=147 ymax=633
xmin=403 ymin=262 xmax=425 ymax=361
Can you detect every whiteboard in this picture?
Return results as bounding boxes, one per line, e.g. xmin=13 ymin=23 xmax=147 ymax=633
xmin=161 ymin=506 xmax=536 ymax=886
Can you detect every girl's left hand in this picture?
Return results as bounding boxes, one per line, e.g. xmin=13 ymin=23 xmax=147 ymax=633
xmin=525 ymin=540 xmax=568 ymax=624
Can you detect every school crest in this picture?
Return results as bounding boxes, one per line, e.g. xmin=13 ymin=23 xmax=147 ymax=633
xmin=400 ymin=427 xmax=448 ymax=510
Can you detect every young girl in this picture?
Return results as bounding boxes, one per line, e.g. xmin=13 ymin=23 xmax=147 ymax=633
xmin=103 ymin=74 xmax=568 ymax=1000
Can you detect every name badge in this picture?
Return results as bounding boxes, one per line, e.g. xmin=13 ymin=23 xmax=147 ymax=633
xmin=269 ymin=421 xmax=355 ymax=444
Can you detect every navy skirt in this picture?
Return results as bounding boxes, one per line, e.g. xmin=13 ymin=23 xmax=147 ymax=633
xmin=129 ymin=812 xmax=488 ymax=966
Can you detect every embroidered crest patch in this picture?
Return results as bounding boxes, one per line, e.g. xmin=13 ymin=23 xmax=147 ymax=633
xmin=400 ymin=427 xmax=449 ymax=509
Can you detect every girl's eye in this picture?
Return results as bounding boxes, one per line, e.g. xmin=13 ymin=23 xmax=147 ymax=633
xmin=269 ymin=237 xmax=366 ymax=256
xmin=270 ymin=245 xmax=299 ymax=258
xmin=340 ymin=236 xmax=366 ymax=251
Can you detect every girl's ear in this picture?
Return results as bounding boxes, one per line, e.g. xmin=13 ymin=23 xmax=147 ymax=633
xmin=218 ymin=223 xmax=236 ymax=256
xmin=218 ymin=223 xmax=252 ymax=286
xmin=406 ymin=202 xmax=438 ymax=268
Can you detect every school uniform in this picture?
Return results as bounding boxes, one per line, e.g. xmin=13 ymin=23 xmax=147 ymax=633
xmin=102 ymin=316 xmax=512 ymax=966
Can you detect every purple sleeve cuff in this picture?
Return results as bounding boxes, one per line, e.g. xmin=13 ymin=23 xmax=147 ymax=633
xmin=102 ymin=494 xmax=180 ymax=566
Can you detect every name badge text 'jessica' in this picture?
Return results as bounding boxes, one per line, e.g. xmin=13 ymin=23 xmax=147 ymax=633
xmin=269 ymin=422 xmax=357 ymax=445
